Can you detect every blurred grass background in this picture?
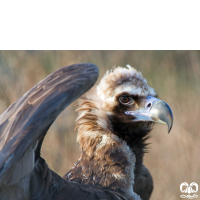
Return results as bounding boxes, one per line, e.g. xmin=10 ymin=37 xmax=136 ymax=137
xmin=0 ymin=50 xmax=200 ymax=200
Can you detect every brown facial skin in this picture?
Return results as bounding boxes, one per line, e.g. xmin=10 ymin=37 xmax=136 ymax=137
xmin=107 ymin=93 xmax=157 ymax=127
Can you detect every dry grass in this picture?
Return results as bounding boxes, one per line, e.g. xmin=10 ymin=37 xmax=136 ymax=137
xmin=0 ymin=50 xmax=200 ymax=200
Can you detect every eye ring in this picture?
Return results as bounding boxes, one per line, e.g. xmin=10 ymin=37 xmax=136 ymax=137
xmin=119 ymin=96 xmax=133 ymax=104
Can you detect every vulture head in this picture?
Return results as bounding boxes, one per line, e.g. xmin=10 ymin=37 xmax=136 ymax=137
xmin=67 ymin=65 xmax=173 ymax=197
xmin=96 ymin=64 xmax=172 ymax=133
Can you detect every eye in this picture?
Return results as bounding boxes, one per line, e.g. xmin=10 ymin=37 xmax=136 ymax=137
xmin=119 ymin=96 xmax=133 ymax=104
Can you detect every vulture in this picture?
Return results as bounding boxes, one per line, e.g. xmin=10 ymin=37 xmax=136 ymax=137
xmin=0 ymin=63 xmax=173 ymax=200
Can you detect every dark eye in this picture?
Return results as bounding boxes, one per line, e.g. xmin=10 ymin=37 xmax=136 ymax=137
xmin=119 ymin=96 xmax=132 ymax=104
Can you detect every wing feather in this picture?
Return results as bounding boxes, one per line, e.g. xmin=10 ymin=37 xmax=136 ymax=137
xmin=0 ymin=63 xmax=99 ymax=186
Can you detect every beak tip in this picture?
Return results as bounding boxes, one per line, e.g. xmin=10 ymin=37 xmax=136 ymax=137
xmin=167 ymin=116 xmax=173 ymax=133
xmin=150 ymin=99 xmax=173 ymax=134
xmin=168 ymin=123 xmax=173 ymax=133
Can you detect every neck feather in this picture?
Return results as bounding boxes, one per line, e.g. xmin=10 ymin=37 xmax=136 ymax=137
xmin=64 ymin=91 xmax=151 ymax=196
xmin=64 ymin=95 xmax=135 ymax=195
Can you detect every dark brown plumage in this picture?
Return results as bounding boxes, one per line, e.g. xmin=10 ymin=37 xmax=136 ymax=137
xmin=0 ymin=63 xmax=173 ymax=200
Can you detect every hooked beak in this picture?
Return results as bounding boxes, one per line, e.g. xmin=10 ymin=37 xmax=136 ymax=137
xmin=125 ymin=96 xmax=173 ymax=133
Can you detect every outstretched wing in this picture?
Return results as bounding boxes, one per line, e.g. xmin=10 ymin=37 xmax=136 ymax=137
xmin=0 ymin=63 xmax=99 ymax=186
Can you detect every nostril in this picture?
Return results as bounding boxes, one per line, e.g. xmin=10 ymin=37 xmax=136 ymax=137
xmin=147 ymin=103 xmax=151 ymax=108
